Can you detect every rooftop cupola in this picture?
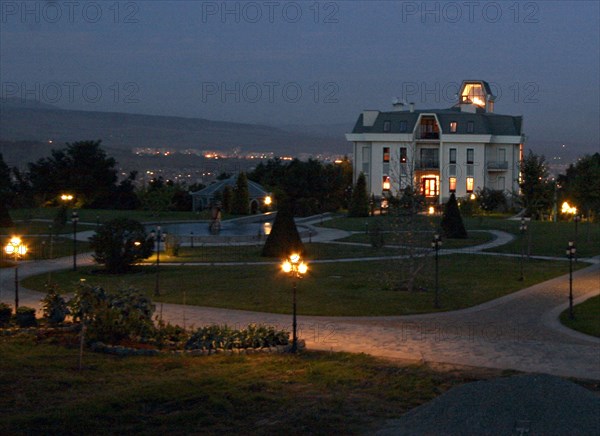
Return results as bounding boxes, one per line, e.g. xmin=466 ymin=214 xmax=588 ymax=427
xmin=458 ymin=80 xmax=495 ymax=113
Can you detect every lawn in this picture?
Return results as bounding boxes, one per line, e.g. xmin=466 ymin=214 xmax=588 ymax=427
xmin=148 ymin=242 xmax=404 ymax=264
xmin=560 ymin=295 xmax=600 ymax=338
xmin=484 ymin=220 xmax=600 ymax=258
xmin=0 ymin=333 xmax=504 ymax=435
xmin=7 ymin=208 xmax=222 ymax=225
xmin=337 ymin=230 xmax=494 ymax=249
xmin=23 ymin=255 xmax=583 ymax=316
xmin=0 ymin=236 xmax=90 ymax=264
xmin=320 ymin=215 xmax=600 ymax=258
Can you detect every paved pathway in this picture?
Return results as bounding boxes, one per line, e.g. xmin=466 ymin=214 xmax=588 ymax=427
xmin=1 ymin=224 xmax=599 ymax=381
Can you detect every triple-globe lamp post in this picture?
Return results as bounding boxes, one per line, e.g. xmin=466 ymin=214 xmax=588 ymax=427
xmin=281 ymin=253 xmax=308 ymax=353
xmin=4 ymin=237 xmax=27 ymax=311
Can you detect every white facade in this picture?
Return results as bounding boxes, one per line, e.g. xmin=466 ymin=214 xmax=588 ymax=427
xmin=346 ymin=80 xmax=524 ymax=204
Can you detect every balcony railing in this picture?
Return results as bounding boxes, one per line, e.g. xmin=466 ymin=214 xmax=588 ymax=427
xmin=415 ymin=159 xmax=440 ymax=169
xmin=417 ymin=130 xmax=440 ymax=140
xmin=487 ymin=161 xmax=509 ymax=171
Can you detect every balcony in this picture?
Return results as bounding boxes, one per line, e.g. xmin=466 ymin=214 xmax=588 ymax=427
xmin=487 ymin=161 xmax=509 ymax=171
xmin=417 ymin=130 xmax=440 ymax=140
xmin=415 ymin=159 xmax=440 ymax=170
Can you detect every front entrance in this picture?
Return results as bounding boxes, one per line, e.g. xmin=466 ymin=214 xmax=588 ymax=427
xmin=421 ymin=176 xmax=439 ymax=198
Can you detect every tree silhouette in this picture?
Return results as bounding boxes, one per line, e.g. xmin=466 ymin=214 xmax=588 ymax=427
xmin=441 ymin=193 xmax=468 ymax=239
xmin=261 ymin=196 xmax=304 ymax=258
xmin=231 ymin=173 xmax=250 ymax=215
xmin=348 ymin=172 xmax=369 ymax=217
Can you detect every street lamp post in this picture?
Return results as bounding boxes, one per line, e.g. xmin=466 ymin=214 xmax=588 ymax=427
xmin=150 ymin=227 xmax=162 ymax=296
xmin=72 ymin=211 xmax=79 ymax=271
xmin=4 ymin=237 xmax=27 ymax=312
xmin=519 ymin=218 xmax=528 ymax=281
xmin=574 ymin=214 xmax=581 ymax=262
xmin=281 ymin=253 xmax=308 ymax=353
xmin=431 ymin=234 xmax=442 ymax=308
xmin=566 ymin=241 xmax=576 ymax=320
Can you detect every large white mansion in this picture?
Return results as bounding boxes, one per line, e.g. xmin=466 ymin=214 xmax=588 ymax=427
xmin=346 ymin=80 xmax=524 ymax=204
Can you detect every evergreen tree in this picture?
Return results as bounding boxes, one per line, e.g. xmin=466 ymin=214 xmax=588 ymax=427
xmin=262 ymin=196 xmax=305 ymax=258
xmin=0 ymin=153 xmax=13 ymax=227
xmin=348 ymin=172 xmax=370 ymax=217
xmin=222 ymin=185 xmax=233 ymax=214
xmin=441 ymin=193 xmax=468 ymax=239
xmin=231 ymin=173 xmax=249 ymax=215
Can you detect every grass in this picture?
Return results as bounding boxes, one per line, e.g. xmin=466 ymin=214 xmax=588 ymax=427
xmin=23 ymin=255 xmax=584 ymax=316
xmin=560 ymin=295 xmax=600 ymax=338
xmin=1 ymin=221 xmax=97 ymax=235
xmin=0 ymin=237 xmax=90 ymax=265
xmin=7 ymin=208 xmax=223 ymax=225
xmin=484 ymin=220 xmax=600 ymax=258
xmin=337 ymin=231 xmax=494 ymax=249
xmin=150 ymin=242 xmax=402 ymax=263
xmin=320 ymin=215 xmax=600 ymax=258
xmin=0 ymin=333 xmax=505 ymax=435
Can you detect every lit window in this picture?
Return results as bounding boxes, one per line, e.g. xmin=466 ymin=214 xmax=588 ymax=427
xmin=400 ymin=147 xmax=407 ymax=163
xmin=383 ymin=147 xmax=390 ymax=163
xmin=383 ymin=120 xmax=391 ymax=132
xmin=466 ymin=177 xmax=474 ymax=193
xmin=449 ymin=177 xmax=456 ymax=192
xmin=382 ymin=176 xmax=391 ymax=191
xmin=450 ymin=122 xmax=457 ymax=133
xmin=467 ymin=121 xmax=474 ymax=133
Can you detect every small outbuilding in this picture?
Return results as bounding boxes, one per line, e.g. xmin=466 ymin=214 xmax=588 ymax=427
xmin=190 ymin=176 xmax=270 ymax=214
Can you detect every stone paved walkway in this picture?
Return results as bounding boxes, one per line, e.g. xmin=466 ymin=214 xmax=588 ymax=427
xmin=2 ymin=223 xmax=598 ymax=380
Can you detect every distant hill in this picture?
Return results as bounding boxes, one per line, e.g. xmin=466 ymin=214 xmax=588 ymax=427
xmin=0 ymin=100 xmax=349 ymax=157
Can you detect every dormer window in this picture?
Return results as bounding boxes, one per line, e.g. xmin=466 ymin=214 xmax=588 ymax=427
xmin=399 ymin=121 xmax=407 ymax=132
xmin=467 ymin=121 xmax=474 ymax=133
xmin=383 ymin=120 xmax=391 ymax=132
xmin=450 ymin=121 xmax=457 ymax=133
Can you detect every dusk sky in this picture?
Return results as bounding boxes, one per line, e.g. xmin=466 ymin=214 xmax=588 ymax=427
xmin=1 ymin=1 xmax=598 ymax=156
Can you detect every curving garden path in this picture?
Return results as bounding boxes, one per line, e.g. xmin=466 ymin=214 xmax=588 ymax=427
xmin=1 ymin=225 xmax=599 ymax=380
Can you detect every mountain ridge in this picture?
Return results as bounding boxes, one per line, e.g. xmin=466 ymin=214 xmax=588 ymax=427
xmin=0 ymin=100 xmax=349 ymax=155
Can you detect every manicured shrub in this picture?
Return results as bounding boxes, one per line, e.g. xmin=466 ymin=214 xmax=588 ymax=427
xmin=0 ymin=303 xmax=12 ymax=327
xmin=441 ymin=193 xmax=468 ymax=239
xmin=15 ymin=307 xmax=37 ymax=328
xmin=262 ymin=196 xmax=305 ymax=258
xmin=41 ymin=284 xmax=70 ymax=324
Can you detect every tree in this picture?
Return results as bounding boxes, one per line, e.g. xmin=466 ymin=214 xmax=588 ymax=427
xmin=249 ymin=157 xmax=352 ymax=216
xmin=519 ymin=151 xmax=553 ymax=219
xmin=27 ymin=140 xmax=118 ymax=207
xmin=89 ymin=218 xmax=154 ymax=273
xmin=348 ymin=172 xmax=370 ymax=217
xmin=221 ymin=185 xmax=233 ymax=213
xmin=441 ymin=193 xmax=468 ymax=239
xmin=0 ymin=154 xmax=14 ymax=226
xmin=231 ymin=172 xmax=250 ymax=215
xmin=262 ymin=196 xmax=305 ymax=258
xmin=558 ymin=153 xmax=600 ymax=222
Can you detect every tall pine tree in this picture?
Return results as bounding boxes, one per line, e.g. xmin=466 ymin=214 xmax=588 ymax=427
xmin=441 ymin=193 xmax=468 ymax=239
xmin=348 ymin=172 xmax=370 ymax=217
xmin=231 ymin=173 xmax=249 ymax=215
xmin=262 ymin=196 xmax=305 ymax=258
